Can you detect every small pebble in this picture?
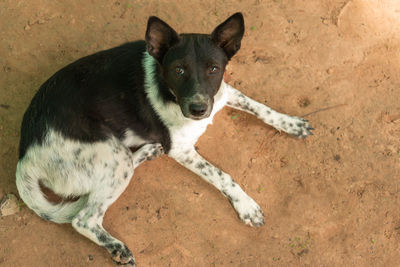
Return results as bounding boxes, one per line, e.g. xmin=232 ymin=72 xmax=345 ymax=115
xmin=0 ymin=194 xmax=19 ymax=217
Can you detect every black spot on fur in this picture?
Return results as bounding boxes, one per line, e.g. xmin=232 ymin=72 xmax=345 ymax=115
xmin=185 ymin=158 xmax=193 ymax=164
xmin=74 ymin=148 xmax=82 ymax=158
xmin=88 ymin=155 xmax=96 ymax=166
xmin=267 ymin=110 xmax=271 ymax=114
xmin=152 ymin=149 xmax=159 ymax=157
xmin=54 ymin=158 xmax=63 ymax=165
xmin=222 ymin=190 xmax=228 ymax=197
xmin=217 ymin=170 xmax=222 ymax=176
xmin=124 ymin=172 xmax=128 ymax=179
xmin=196 ymin=162 xmax=205 ymax=169
xmin=66 ymin=213 xmax=76 ymax=222
xmin=106 ymin=242 xmax=126 ymax=253
xmin=40 ymin=213 xmax=52 ymax=221
xmin=97 ymin=232 xmax=112 ymax=244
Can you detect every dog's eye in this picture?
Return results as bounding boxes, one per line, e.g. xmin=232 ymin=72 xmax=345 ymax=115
xmin=209 ymin=66 xmax=219 ymax=74
xmin=175 ymin=67 xmax=185 ymax=76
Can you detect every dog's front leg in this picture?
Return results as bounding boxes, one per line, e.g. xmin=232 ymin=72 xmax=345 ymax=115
xmin=169 ymin=147 xmax=264 ymax=226
xmin=224 ymin=82 xmax=313 ymax=138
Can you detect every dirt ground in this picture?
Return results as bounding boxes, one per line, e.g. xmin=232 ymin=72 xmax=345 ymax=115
xmin=1 ymin=0 xmax=400 ymax=266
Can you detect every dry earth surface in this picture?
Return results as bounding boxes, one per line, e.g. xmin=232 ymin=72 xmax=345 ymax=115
xmin=1 ymin=0 xmax=400 ymax=266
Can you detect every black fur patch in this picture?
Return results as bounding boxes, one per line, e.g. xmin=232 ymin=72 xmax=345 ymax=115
xmin=18 ymin=41 xmax=172 ymax=159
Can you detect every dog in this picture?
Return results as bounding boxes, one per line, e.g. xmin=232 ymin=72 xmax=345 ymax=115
xmin=16 ymin=13 xmax=312 ymax=266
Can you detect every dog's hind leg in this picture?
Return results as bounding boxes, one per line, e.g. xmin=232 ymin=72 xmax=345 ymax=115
xmin=223 ymin=81 xmax=313 ymax=138
xmin=169 ymin=147 xmax=264 ymax=227
xmin=71 ymin=143 xmax=163 ymax=266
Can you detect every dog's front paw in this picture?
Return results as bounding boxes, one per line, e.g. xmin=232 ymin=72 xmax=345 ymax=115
xmin=106 ymin=243 xmax=136 ymax=266
xmin=232 ymin=196 xmax=265 ymax=227
xmin=279 ymin=116 xmax=313 ymax=139
xmin=142 ymin=143 xmax=164 ymax=160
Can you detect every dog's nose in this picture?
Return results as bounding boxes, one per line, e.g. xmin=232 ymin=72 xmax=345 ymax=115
xmin=189 ymin=103 xmax=208 ymax=116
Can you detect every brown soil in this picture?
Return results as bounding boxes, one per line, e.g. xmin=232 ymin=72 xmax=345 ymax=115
xmin=1 ymin=0 xmax=400 ymax=266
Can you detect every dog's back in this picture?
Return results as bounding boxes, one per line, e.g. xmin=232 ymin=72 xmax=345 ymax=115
xmin=19 ymin=41 xmax=170 ymax=161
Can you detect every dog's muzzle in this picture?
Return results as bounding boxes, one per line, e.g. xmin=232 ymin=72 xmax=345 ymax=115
xmin=180 ymin=93 xmax=213 ymax=120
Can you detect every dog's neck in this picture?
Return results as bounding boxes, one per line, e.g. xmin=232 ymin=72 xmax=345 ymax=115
xmin=143 ymin=52 xmax=188 ymax=127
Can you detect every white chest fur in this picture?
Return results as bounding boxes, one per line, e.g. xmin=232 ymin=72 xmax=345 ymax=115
xmin=166 ymin=84 xmax=227 ymax=149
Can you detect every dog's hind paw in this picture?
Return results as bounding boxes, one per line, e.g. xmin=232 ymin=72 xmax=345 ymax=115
xmin=232 ymin=196 xmax=265 ymax=227
xmin=107 ymin=244 xmax=136 ymax=266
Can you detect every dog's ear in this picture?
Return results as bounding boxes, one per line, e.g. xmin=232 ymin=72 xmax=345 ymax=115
xmin=211 ymin=12 xmax=245 ymax=60
xmin=145 ymin=16 xmax=179 ymax=63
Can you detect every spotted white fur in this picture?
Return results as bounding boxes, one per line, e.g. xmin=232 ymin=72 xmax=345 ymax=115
xmin=16 ymin=129 xmax=163 ymax=265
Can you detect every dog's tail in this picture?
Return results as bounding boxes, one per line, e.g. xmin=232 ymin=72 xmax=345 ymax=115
xmin=16 ymin=162 xmax=88 ymax=224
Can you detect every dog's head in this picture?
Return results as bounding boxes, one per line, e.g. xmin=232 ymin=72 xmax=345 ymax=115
xmin=145 ymin=13 xmax=244 ymax=120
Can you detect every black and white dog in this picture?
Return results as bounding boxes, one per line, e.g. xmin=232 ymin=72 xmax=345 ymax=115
xmin=16 ymin=13 xmax=312 ymax=265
